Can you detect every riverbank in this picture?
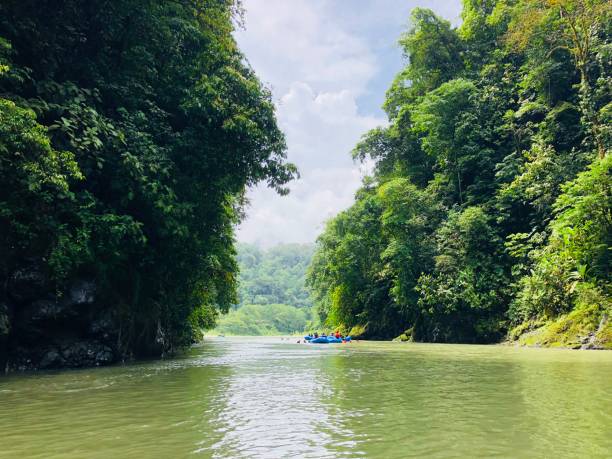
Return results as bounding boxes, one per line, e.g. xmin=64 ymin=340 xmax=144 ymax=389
xmin=389 ymin=306 xmax=612 ymax=351
xmin=508 ymin=307 xmax=611 ymax=350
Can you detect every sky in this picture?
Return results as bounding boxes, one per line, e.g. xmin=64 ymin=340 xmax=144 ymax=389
xmin=234 ymin=0 xmax=463 ymax=247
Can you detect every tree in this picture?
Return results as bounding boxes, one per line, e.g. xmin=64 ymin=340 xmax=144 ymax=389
xmin=416 ymin=207 xmax=510 ymax=343
xmin=412 ymin=79 xmax=479 ymax=205
xmin=0 ymin=0 xmax=297 ymax=366
xmin=308 ymin=0 xmax=609 ymax=348
xmin=235 ymin=243 xmax=314 ymax=309
xmin=307 ymin=187 xmax=397 ymax=337
xmin=385 ymin=8 xmax=464 ymax=118
xmin=503 ymin=0 xmax=611 ymax=157
xmin=377 ymin=178 xmax=442 ymax=321
xmin=511 ymin=155 xmax=611 ymax=322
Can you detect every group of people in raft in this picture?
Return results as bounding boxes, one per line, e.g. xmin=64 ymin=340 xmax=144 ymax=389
xmin=299 ymin=331 xmax=352 ymax=344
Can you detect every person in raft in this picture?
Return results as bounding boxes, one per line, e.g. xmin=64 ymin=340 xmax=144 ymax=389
xmin=335 ymin=331 xmax=341 ymax=339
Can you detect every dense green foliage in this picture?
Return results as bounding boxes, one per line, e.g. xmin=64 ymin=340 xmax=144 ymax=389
xmin=235 ymin=243 xmax=314 ymax=308
xmin=0 ymin=0 xmax=296 ymax=362
xmin=308 ymin=0 xmax=611 ymax=346
xmin=213 ymin=243 xmax=314 ymax=335
xmin=214 ymin=303 xmax=312 ymax=336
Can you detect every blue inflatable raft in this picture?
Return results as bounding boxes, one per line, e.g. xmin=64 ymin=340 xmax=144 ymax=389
xmin=307 ymin=336 xmax=351 ymax=344
xmin=309 ymin=336 xmax=328 ymax=343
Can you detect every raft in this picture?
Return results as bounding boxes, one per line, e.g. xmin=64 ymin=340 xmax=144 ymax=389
xmin=310 ymin=337 xmax=330 ymax=343
xmin=308 ymin=336 xmax=351 ymax=344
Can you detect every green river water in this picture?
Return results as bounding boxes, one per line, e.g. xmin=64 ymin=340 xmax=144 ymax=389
xmin=1 ymin=337 xmax=611 ymax=458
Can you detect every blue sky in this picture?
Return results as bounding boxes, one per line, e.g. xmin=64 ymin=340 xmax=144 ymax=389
xmin=235 ymin=0 xmax=463 ymax=246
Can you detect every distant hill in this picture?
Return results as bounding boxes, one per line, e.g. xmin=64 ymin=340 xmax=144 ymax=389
xmin=235 ymin=243 xmax=314 ymax=309
xmin=214 ymin=304 xmax=312 ymax=336
xmin=213 ymin=243 xmax=315 ymax=335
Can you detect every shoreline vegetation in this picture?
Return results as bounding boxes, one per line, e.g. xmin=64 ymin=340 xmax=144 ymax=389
xmin=204 ymin=335 xmax=608 ymax=353
xmin=0 ymin=1 xmax=297 ymax=371
xmin=306 ymin=1 xmax=611 ymax=350
xmin=0 ymin=1 xmax=610 ymax=372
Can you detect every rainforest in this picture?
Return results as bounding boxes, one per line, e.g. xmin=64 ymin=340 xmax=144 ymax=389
xmin=307 ymin=0 xmax=611 ymax=348
xmin=0 ymin=0 xmax=610 ymax=374
xmin=213 ymin=243 xmax=315 ymax=335
xmin=0 ymin=0 xmax=297 ymax=369
xmin=1 ymin=1 xmax=611 ymax=457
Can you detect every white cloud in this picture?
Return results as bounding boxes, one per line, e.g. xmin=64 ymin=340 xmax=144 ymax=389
xmin=235 ymin=0 xmax=377 ymax=96
xmin=234 ymin=0 xmax=463 ymax=247
xmin=238 ymin=168 xmax=363 ymax=246
xmin=236 ymin=81 xmax=382 ymax=246
xmin=276 ymin=82 xmax=382 ymax=168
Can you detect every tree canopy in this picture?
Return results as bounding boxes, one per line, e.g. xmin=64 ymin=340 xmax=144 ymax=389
xmin=235 ymin=243 xmax=314 ymax=309
xmin=308 ymin=0 xmax=610 ymax=348
xmin=0 ymin=0 xmax=296 ymax=366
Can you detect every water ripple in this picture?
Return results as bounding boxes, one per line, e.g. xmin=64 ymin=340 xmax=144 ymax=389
xmin=1 ymin=337 xmax=611 ymax=458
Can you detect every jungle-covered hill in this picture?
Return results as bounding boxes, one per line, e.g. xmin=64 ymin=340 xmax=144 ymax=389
xmin=235 ymin=243 xmax=314 ymax=309
xmin=214 ymin=243 xmax=315 ymax=335
xmin=0 ymin=0 xmax=296 ymax=370
xmin=307 ymin=0 xmax=611 ymax=348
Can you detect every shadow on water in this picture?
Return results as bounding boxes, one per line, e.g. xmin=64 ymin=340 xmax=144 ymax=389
xmin=0 ymin=343 xmax=232 ymax=458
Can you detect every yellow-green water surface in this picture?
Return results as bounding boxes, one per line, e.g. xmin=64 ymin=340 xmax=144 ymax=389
xmin=1 ymin=337 xmax=611 ymax=458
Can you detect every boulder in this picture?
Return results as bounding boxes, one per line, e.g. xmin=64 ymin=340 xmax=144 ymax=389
xmin=28 ymin=299 xmax=76 ymax=321
xmin=39 ymin=348 xmax=65 ymax=369
xmin=0 ymin=302 xmax=10 ymax=371
xmin=0 ymin=302 xmax=10 ymax=337
xmin=60 ymin=341 xmax=115 ymax=367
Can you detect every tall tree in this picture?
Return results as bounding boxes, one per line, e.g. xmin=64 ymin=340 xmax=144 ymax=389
xmin=308 ymin=0 xmax=610 ymax=348
xmin=503 ymin=0 xmax=611 ymax=157
xmin=0 ymin=0 xmax=297 ymax=368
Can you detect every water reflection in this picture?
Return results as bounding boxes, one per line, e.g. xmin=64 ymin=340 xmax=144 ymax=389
xmin=200 ymin=339 xmax=359 ymax=458
xmin=0 ymin=346 xmax=232 ymax=458
xmin=514 ymin=356 xmax=612 ymax=457
xmin=0 ymin=338 xmax=611 ymax=458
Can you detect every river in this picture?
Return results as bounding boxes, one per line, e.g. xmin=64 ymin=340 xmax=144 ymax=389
xmin=1 ymin=337 xmax=611 ymax=458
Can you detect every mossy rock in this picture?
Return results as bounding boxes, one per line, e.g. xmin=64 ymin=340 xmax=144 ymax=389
xmin=393 ymin=327 xmax=414 ymax=342
xmin=594 ymin=316 xmax=612 ymax=350
xmin=516 ymin=304 xmax=608 ymax=349
xmin=508 ymin=320 xmax=546 ymax=342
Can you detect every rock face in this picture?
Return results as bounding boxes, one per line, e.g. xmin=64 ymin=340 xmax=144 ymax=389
xmin=1 ymin=264 xmax=120 ymax=371
xmin=511 ymin=306 xmax=612 ymax=350
xmin=37 ymin=342 xmax=115 ymax=369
